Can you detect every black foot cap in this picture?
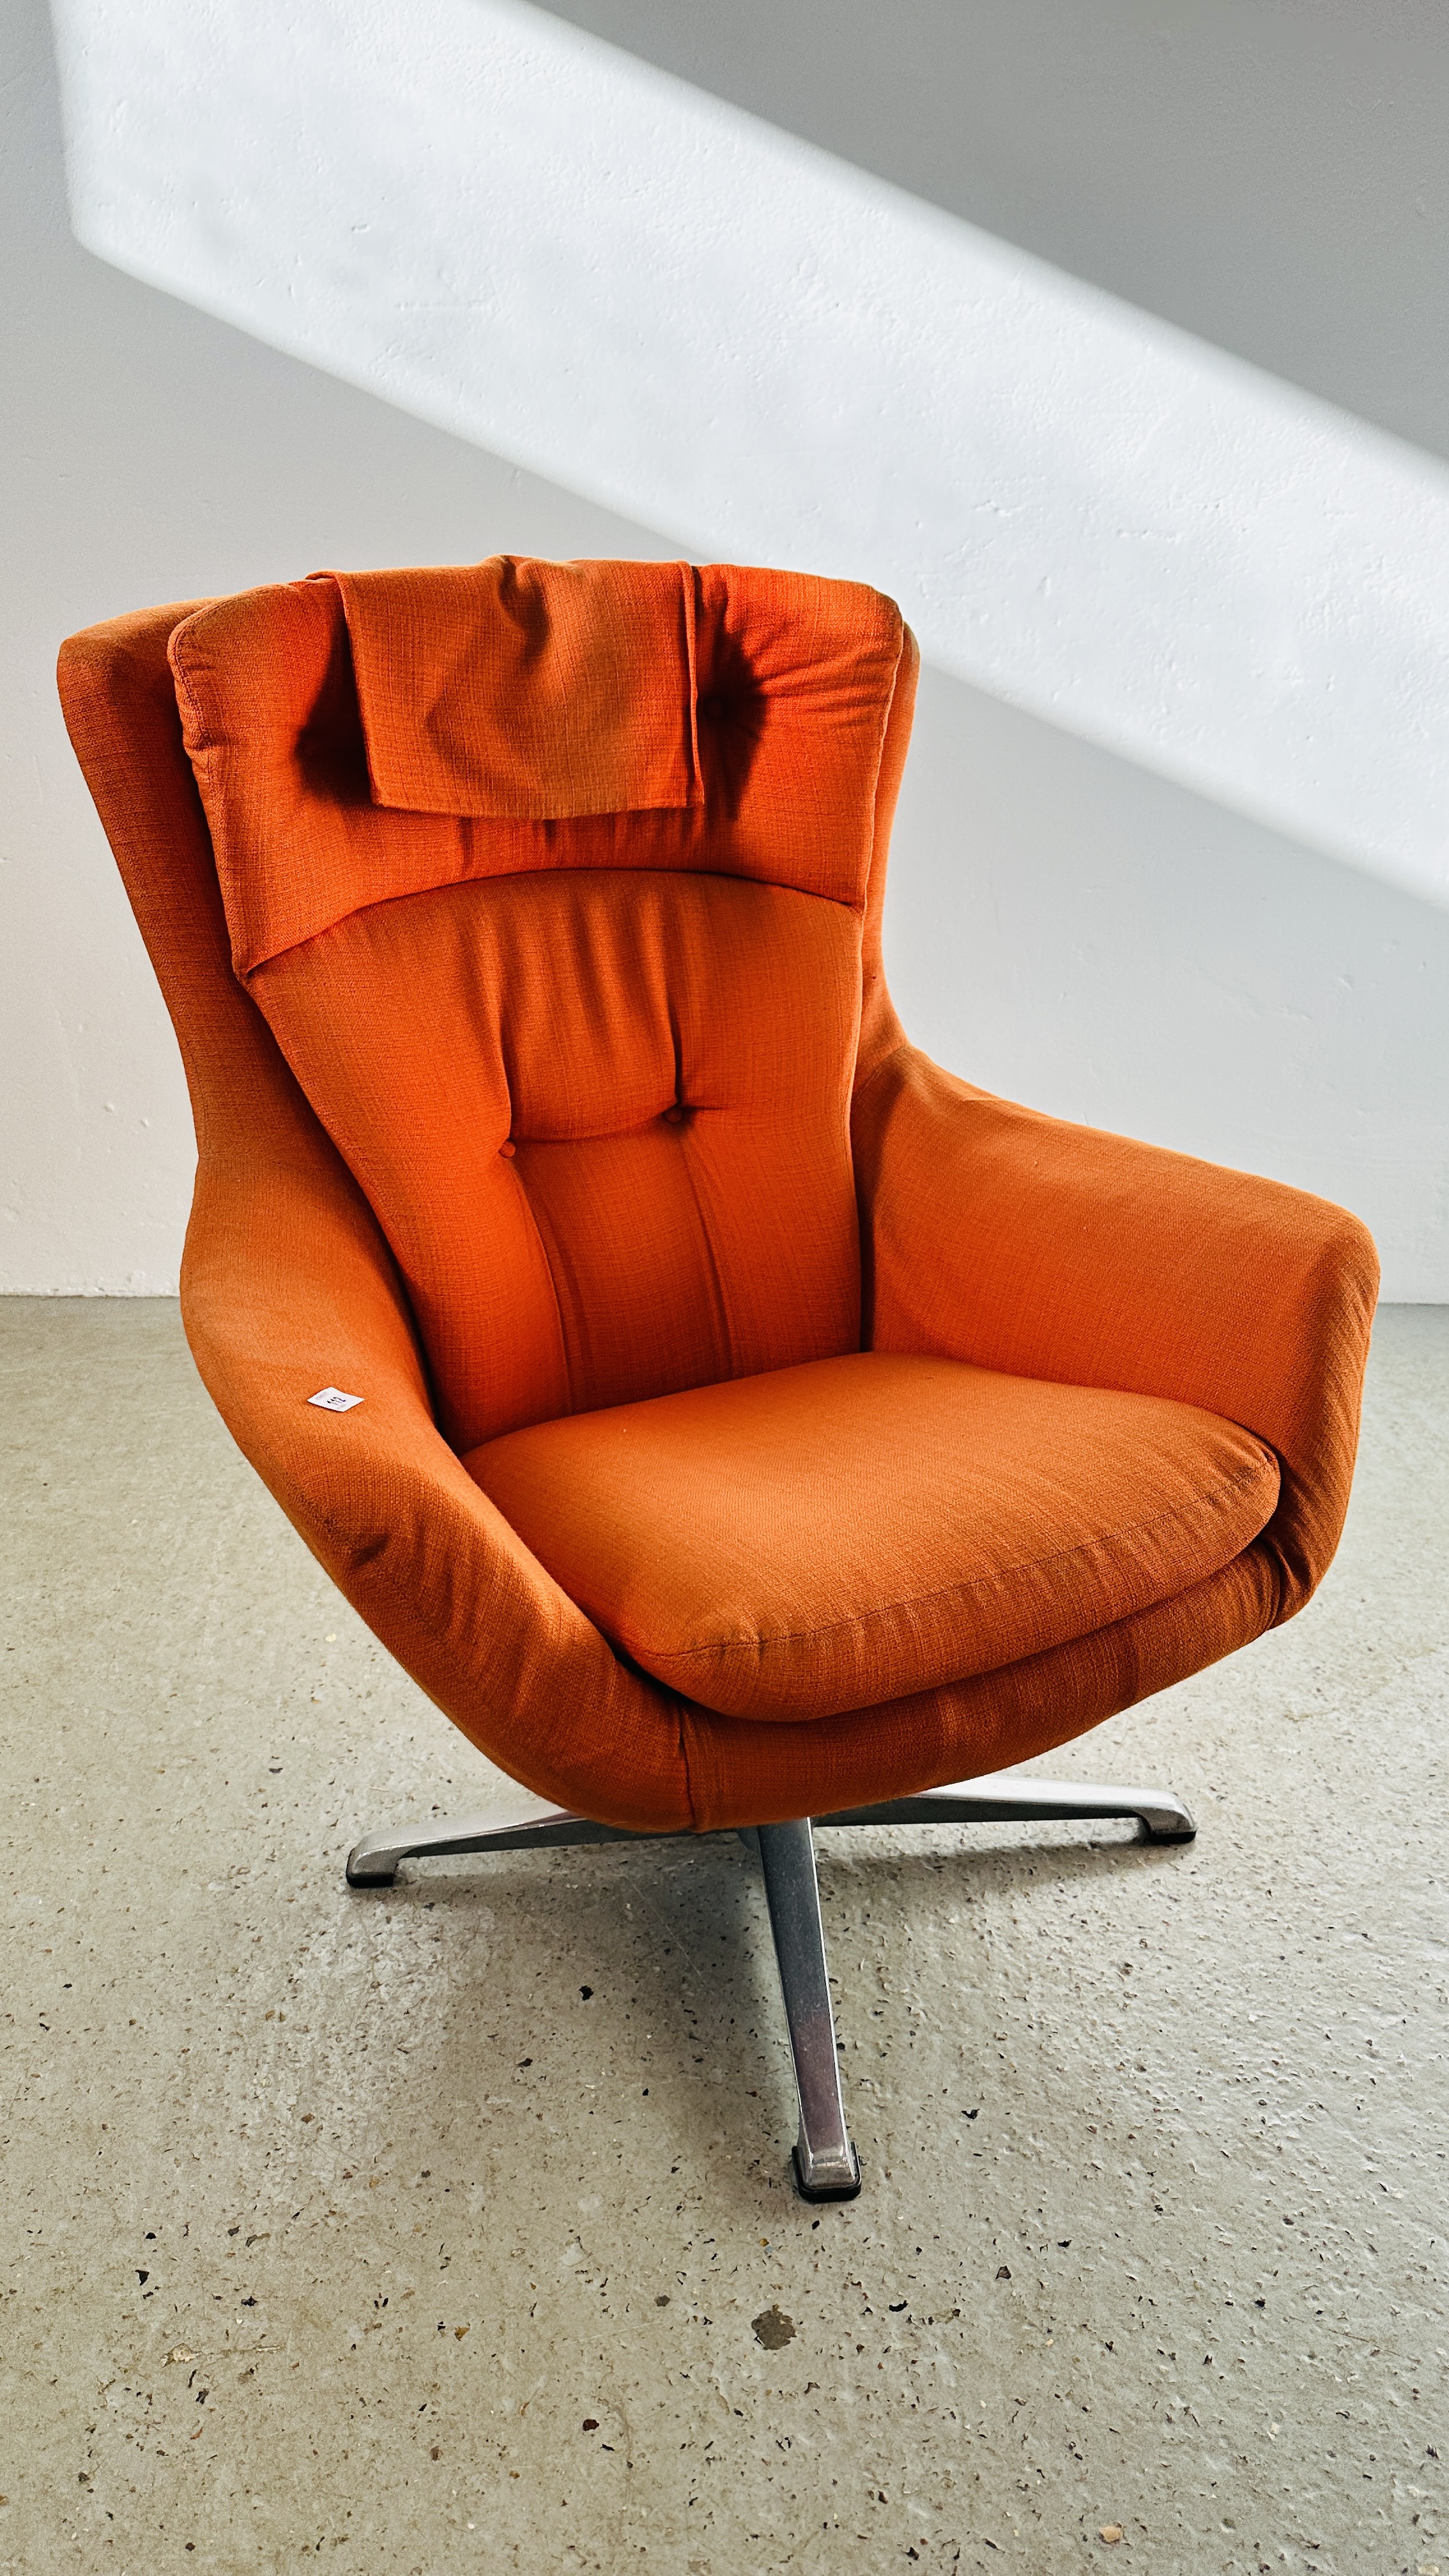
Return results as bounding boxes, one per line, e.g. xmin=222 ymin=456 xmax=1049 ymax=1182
xmin=792 ymin=2142 xmax=863 ymax=2202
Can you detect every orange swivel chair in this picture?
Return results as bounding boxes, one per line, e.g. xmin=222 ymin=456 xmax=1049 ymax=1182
xmin=59 ymin=559 xmax=1377 ymax=2200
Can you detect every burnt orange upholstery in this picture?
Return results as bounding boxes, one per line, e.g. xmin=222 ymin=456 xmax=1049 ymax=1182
xmin=469 ymin=1352 xmax=1280 ymax=1721
xmin=330 ymin=558 xmax=704 ymax=818
xmin=165 ymin=568 xmax=890 ymax=1446
xmin=56 ymin=559 xmax=1380 ymax=1834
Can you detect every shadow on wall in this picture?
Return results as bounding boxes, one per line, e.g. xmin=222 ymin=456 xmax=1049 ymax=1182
xmin=891 ymin=666 xmax=1449 ymax=1300
xmin=4 ymin=0 xmax=1446 ymax=1294
xmin=545 ymin=0 xmax=1449 ymax=467
xmin=50 ymin=0 xmax=1449 ymax=910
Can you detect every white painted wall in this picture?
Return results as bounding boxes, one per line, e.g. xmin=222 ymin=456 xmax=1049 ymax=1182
xmin=51 ymin=0 xmax=1449 ymax=905
xmin=3 ymin=0 xmax=1446 ymax=1294
xmin=547 ymin=0 xmax=1449 ymax=470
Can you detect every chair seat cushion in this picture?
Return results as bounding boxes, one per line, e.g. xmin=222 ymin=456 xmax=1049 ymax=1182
xmin=464 ymin=1351 xmax=1279 ymax=1722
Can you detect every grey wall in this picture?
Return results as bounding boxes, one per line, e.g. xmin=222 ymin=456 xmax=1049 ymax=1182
xmin=546 ymin=0 xmax=1449 ymax=462
xmin=3 ymin=0 xmax=1446 ymax=1292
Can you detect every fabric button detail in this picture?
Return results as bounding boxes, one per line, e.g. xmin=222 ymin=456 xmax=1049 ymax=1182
xmin=499 ymin=1140 xmax=516 ymax=1158
xmin=663 ymin=1105 xmax=686 ymax=1125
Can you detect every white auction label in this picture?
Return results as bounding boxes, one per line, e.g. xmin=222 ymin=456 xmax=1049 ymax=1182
xmin=308 ymin=1387 xmax=364 ymax=1411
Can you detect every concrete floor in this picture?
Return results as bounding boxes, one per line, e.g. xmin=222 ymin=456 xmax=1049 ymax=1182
xmin=0 ymin=1300 xmax=1445 ymax=2576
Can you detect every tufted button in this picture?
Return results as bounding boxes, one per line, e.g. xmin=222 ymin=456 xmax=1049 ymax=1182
xmin=662 ymin=1105 xmax=686 ymax=1126
xmin=499 ymin=1140 xmax=516 ymax=1158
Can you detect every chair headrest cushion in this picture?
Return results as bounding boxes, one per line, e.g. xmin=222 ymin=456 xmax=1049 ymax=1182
xmin=324 ymin=557 xmax=703 ymax=820
xmin=167 ymin=562 xmax=906 ymax=974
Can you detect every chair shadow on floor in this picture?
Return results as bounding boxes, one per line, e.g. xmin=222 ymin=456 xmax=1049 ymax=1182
xmin=350 ymin=1817 xmax=1193 ymax=2214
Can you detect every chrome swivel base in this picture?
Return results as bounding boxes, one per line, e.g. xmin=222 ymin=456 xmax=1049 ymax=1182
xmin=346 ymin=1769 xmax=1193 ymax=2201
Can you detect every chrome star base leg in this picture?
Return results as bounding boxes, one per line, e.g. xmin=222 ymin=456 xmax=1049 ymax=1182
xmin=345 ymin=1799 xmax=669 ymax=1885
xmin=346 ymin=1768 xmax=1195 ymax=1885
xmin=814 ymin=1772 xmax=1195 ymax=1843
xmin=755 ymin=1819 xmax=862 ymax=2200
xmin=345 ymin=1767 xmax=1194 ymax=2198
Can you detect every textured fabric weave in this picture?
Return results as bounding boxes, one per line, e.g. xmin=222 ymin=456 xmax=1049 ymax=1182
xmin=167 ymin=565 xmax=905 ymax=973
xmin=252 ymin=866 xmax=862 ymax=1446
xmin=56 ymin=569 xmax=1379 ymax=1832
xmin=328 ymin=557 xmax=703 ymax=818
xmin=850 ymin=1045 xmax=1380 ymax=1627
xmin=167 ymin=565 xmax=894 ymax=1445
xmin=468 ymin=1351 xmax=1279 ymax=1719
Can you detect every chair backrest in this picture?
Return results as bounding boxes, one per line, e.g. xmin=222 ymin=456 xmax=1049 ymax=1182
xmin=74 ymin=560 xmax=919 ymax=1450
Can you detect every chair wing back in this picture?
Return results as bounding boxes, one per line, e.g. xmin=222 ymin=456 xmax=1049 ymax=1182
xmin=159 ymin=560 xmax=912 ymax=1449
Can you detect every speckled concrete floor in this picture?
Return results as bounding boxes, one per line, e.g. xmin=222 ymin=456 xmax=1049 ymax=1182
xmin=1 ymin=1298 xmax=1445 ymax=2576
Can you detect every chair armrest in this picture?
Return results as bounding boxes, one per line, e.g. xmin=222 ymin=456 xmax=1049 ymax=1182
xmin=180 ymin=1108 xmax=692 ymax=1832
xmin=852 ymin=1045 xmax=1379 ymax=1619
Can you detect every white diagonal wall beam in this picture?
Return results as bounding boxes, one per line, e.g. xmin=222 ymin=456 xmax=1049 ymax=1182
xmin=52 ymin=0 xmax=1449 ymax=903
